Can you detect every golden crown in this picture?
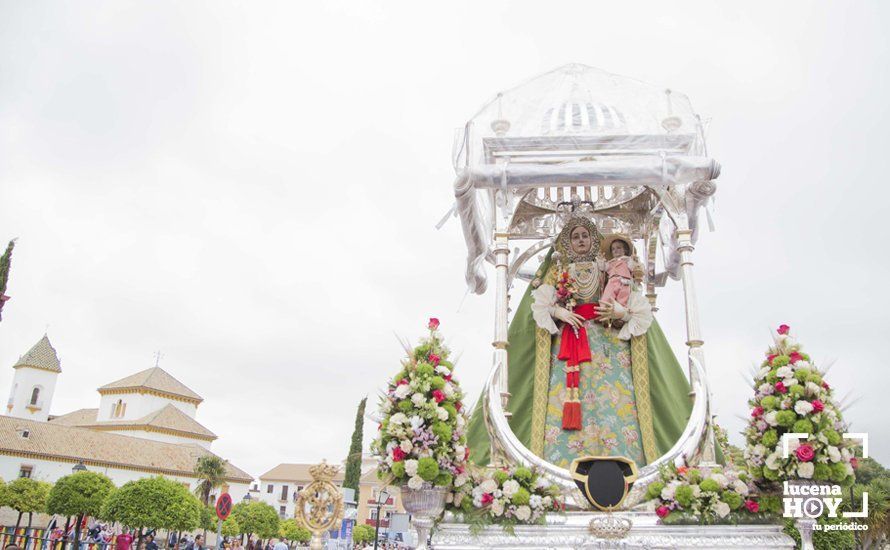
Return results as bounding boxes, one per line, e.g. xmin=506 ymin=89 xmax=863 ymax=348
xmin=309 ymin=461 xmax=341 ymax=482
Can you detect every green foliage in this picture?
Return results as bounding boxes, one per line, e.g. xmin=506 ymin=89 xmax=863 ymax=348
xmin=0 ymin=240 xmax=15 ymax=296
xmin=782 ymin=517 xmax=855 ymax=550
xmin=231 ymin=501 xmax=280 ymax=538
xmin=343 ymin=397 xmax=367 ymax=492
xmin=3 ymin=477 xmax=51 ymax=515
xmin=352 ymin=524 xmax=375 ymax=544
xmin=46 ymin=471 xmax=114 ymax=518
xmin=200 ymin=504 xmax=216 ymax=531
xmin=511 ymin=487 xmax=530 ymax=506
xmin=278 ymin=519 xmax=310 ymax=543
xmin=193 ymin=455 xmax=228 ymax=506
xmin=221 ymin=517 xmax=241 ymax=538
xmin=101 ymin=476 xmax=203 ymax=531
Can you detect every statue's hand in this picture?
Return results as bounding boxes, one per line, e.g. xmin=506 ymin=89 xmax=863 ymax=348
xmin=596 ymin=301 xmax=615 ymax=320
xmin=553 ymin=306 xmax=585 ymax=329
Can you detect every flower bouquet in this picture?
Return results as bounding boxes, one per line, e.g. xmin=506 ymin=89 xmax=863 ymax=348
xmin=647 ymin=464 xmax=770 ymax=525
xmin=372 ymin=318 xmax=469 ymax=491
xmin=448 ymin=466 xmax=562 ymax=534
xmin=743 ymin=325 xmax=856 ymax=486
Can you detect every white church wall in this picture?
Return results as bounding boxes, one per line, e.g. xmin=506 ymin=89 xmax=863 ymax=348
xmin=7 ymin=368 xmax=59 ymax=422
xmin=97 ymin=393 xmax=198 ymax=422
xmin=0 ymin=454 xmax=249 ymax=500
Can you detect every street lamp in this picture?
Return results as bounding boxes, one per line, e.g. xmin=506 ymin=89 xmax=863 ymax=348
xmin=72 ymin=461 xmax=87 ymax=473
xmin=372 ymin=488 xmax=390 ymax=550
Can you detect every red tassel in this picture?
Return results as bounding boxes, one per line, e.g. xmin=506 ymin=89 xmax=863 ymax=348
xmin=562 ymin=401 xmax=582 ymax=430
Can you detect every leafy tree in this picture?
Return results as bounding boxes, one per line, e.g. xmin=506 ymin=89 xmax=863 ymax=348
xmin=194 ymin=456 xmax=228 ymax=506
xmin=278 ymin=519 xmax=310 ymax=543
xmin=852 ymin=480 xmax=890 ymax=549
xmin=2 ymin=477 xmax=51 ymax=531
xmin=200 ymin=504 xmax=217 ymax=531
xmin=230 ymin=501 xmax=279 ymax=540
xmin=343 ymin=397 xmax=367 ymax=493
xmin=0 ymin=239 xmax=15 ymax=321
xmin=101 ymin=477 xmax=203 ymax=534
xmin=47 ymin=471 xmax=115 ymax=545
xmin=221 ymin=517 xmax=241 ymax=538
xmin=352 ymin=524 xmax=375 ymax=545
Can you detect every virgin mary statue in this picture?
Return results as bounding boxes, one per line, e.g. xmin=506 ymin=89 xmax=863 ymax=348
xmin=466 ymin=214 xmax=694 ymax=468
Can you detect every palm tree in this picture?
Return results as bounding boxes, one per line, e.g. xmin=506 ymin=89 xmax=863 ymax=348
xmin=194 ymin=455 xmax=227 ymax=506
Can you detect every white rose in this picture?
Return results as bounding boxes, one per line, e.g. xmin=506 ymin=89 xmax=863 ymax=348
xmin=405 ymin=459 xmax=419 ymax=477
xmin=408 ymin=475 xmax=424 ymax=490
xmin=456 ymin=415 xmax=466 ymax=428
xmin=490 ymin=500 xmax=504 ymax=517
xmin=394 ymin=385 xmax=411 ymax=399
xmin=543 ymin=496 xmax=552 ymax=507
xmin=502 ymin=479 xmax=520 ymax=498
xmin=409 ymin=415 xmax=424 ymax=429
xmin=764 ymin=411 xmax=778 ymax=427
xmin=713 ymin=501 xmax=730 ymax=518
xmin=435 ymin=365 xmax=450 ymax=375
xmin=381 ymin=400 xmax=393 ymax=412
xmin=515 ymin=505 xmax=532 ymax=521
xmin=454 ymin=445 xmax=466 ymax=459
xmin=796 ymin=360 xmax=811 ymax=369
xmin=797 ymin=462 xmax=814 ymax=479
xmin=692 ymin=485 xmax=702 ymax=498
xmin=400 ymin=440 xmax=413 ymax=453
xmin=443 ymin=384 xmax=455 ymax=398
xmin=805 ymin=382 xmax=821 ymax=397
xmin=454 ymin=474 xmax=468 ymax=488
xmin=794 ymin=400 xmax=814 ymax=415
xmin=776 ymin=366 xmax=793 ymax=379
xmin=786 ymin=437 xmax=801 ymax=453
xmin=783 ymin=378 xmax=796 ymax=389
xmin=411 ymin=393 xmax=426 ymax=406
xmin=753 ymin=444 xmax=767 ymax=457
xmin=535 ymin=477 xmax=550 ymax=489
xmin=733 ymin=480 xmax=749 ymax=496
xmin=756 ymin=367 xmax=770 ymax=380
xmin=765 ymin=452 xmax=781 ymax=470
xmin=758 ymin=382 xmax=774 ymax=395
xmin=480 ymin=479 xmax=498 ymax=493
xmin=529 ymin=494 xmax=543 ymax=509
xmin=711 ymin=473 xmax=728 ymax=488
xmin=828 ymin=446 xmax=841 ymax=463
xmin=436 ymin=407 xmax=449 ymax=421
xmin=390 ymin=413 xmax=408 ymax=425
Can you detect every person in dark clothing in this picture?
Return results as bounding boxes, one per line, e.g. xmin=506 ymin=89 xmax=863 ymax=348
xmin=144 ymin=535 xmax=158 ymax=550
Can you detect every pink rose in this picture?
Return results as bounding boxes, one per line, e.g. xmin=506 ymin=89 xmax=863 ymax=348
xmin=397 ymin=379 xmax=409 ymax=385
xmin=432 ymin=389 xmax=446 ymax=403
xmin=745 ymin=500 xmax=760 ymax=513
xmin=796 ymin=444 xmax=815 ymax=462
xmin=392 ymin=447 xmax=406 ymax=462
xmin=811 ymin=400 xmax=824 ymax=413
xmin=481 ymin=493 xmax=494 ymax=505
xmin=789 ymin=351 xmax=803 ymax=364
xmin=778 ymin=324 xmax=790 ymax=335
xmin=655 ymin=505 xmax=670 ymax=518
xmin=428 ymin=318 xmax=440 ymax=330
xmin=428 ymin=353 xmax=441 ymax=366
xmin=851 ymin=457 xmax=859 ymax=469
xmin=751 ymin=406 xmax=764 ymax=418
xmin=767 ymin=353 xmax=778 ymax=364
xmin=775 ymin=382 xmax=788 ymax=394
xmin=455 ymin=401 xmax=462 ymax=411
xmin=822 ymin=381 xmax=830 ymax=390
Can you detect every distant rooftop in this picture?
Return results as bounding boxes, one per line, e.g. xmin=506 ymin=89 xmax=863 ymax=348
xmin=99 ymin=367 xmax=203 ymax=403
xmin=13 ymin=335 xmax=61 ymax=373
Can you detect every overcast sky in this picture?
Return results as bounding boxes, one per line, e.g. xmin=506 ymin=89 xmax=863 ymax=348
xmin=1 ymin=1 xmax=889 ymax=480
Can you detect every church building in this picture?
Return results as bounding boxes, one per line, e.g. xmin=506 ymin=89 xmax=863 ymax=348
xmin=0 ymin=335 xmax=252 ymax=502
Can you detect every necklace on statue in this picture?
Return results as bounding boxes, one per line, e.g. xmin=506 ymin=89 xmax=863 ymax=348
xmin=571 ymin=262 xmax=599 ymax=301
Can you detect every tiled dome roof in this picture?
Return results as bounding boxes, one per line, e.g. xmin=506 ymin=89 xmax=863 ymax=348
xmin=13 ymin=335 xmax=61 ymax=373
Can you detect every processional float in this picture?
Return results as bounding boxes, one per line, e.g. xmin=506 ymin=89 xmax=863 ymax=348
xmin=432 ymin=64 xmax=793 ymax=548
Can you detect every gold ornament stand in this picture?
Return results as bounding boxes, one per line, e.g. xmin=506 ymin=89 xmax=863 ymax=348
xmin=294 ymin=461 xmax=344 ymax=550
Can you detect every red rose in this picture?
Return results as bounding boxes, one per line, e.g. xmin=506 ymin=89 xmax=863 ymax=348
xmin=796 ymin=444 xmax=815 ymax=462
xmin=789 ymin=352 xmax=803 ymax=364
xmin=767 ymin=353 xmax=778 ymax=364
xmin=775 ymin=382 xmax=788 ymax=394
xmin=455 ymin=401 xmax=462 ymax=411
xmin=811 ymin=400 xmax=824 ymax=413
xmin=481 ymin=493 xmax=494 ymax=505
xmin=432 ymin=389 xmax=446 ymax=403
xmin=397 ymin=379 xmax=409 ymax=385
xmin=392 ymin=447 xmax=406 ymax=462
xmin=851 ymin=457 xmax=859 ymax=469
xmin=428 ymin=353 xmax=441 ymax=366
xmin=444 ymin=374 xmax=452 ymax=382
xmin=822 ymin=381 xmax=830 ymax=390
xmin=778 ymin=324 xmax=790 ymax=335
xmin=428 ymin=318 xmax=440 ymax=330
xmin=655 ymin=505 xmax=670 ymax=518
xmin=677 ymin=466 xmax=689 ymax=476
xmin=751 ymin=406 xmax=764 ymax=418
xmin=744 ymin=500 xmax=760 ymax=513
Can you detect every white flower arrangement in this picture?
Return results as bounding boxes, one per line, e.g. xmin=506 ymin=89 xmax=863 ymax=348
xmin=448 ymin=466 xmax=562 ymax=534
xmin=372 ymin=319 xmax=469 ymax=490
xmin=647 ymin=463 xmax=765 ymax=524
xmin=743 ymin=325 xmax=857 ymax=486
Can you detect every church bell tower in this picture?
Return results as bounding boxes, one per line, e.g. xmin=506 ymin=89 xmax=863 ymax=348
xmin=6 ymin=335 xmax=61 ymax=422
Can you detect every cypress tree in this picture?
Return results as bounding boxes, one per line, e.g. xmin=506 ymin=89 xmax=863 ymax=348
xmin=343 ymin=397 xmax=367 ymax=492
xmin=0 ymin=239 xmax=15 ymax=321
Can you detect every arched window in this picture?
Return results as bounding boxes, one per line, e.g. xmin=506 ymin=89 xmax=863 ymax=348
xmin=113 ymin=399 xmax=125 ymax=418
xmin=29 ymin=387 xmax=40 ymax=406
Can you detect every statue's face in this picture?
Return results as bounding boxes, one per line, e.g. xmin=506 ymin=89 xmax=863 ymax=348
xmin=611 ymin=240 xmax=629 ymax=257
xmin=570 ymin=226 xmax=592 ymax=255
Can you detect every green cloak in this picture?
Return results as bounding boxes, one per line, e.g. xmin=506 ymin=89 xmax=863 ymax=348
xmin=466 ymin=254 xmax=695 ymax=467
